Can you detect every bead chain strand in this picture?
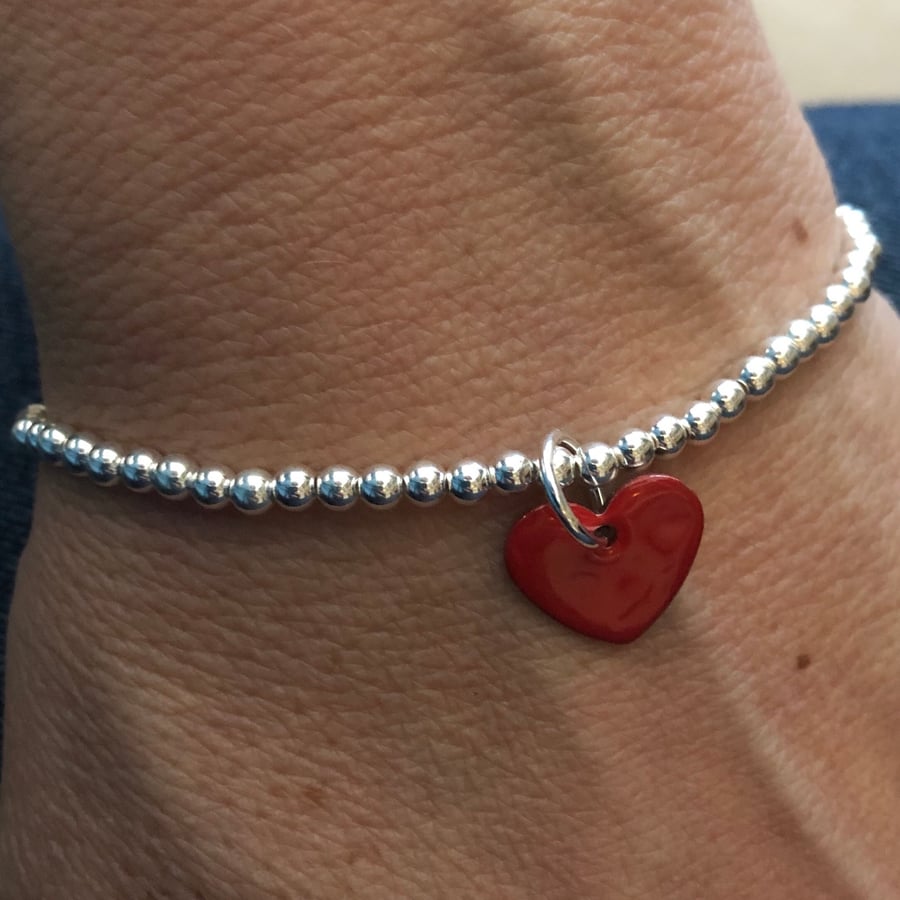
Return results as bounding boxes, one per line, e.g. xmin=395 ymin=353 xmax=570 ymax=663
xmin=11 ymin=205 xmax=881 ymax=514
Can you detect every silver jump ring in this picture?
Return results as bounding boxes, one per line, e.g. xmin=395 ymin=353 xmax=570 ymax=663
xmin=539 ymin=430 xmax=606 ymax=549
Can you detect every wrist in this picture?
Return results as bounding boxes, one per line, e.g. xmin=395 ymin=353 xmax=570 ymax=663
xmin=4 ymin=1 xmax=900 ymax=898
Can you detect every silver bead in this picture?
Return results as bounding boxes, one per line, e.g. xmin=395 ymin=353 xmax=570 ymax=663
xmin=853 ymin=227 xmax=876 ymax=248
xmin=494 ymin=452 xmax=535 ymax=493
xmin=551 ymin=445 xmax=578 ymax=487
xmin=231 ymin=469 xmax=274 ymax=514
xmin=836 ymin=204 xmax=870 ymax=239
xmin=63 ymin=433 xmax=96 ymax=475
xmin=36 ymin=423 xmax=72 ymax=463
xmin=404 ymin=462 xmax=446 ymax=506
xmin=151 ymin=455 xmax=195 ymax=500
xmin=836 ymin=203 xmax=864 ymax=223
xmin=11 ymin=418 xmax=28 ymax=445
xmin=846 ymin=247 xmax=877 ymax=276
xmin=786 ymin=319 xmax=819 ymax=359
xmin=739 ymin=355 xmax=777 ymax=397
xmin=617 ymin=429 xmax=656 ymax=469
xmin=360 ymin=465 xmax=404 ymax=508
xmin=26 ymin=420 xmax=45 ymax=450
xmin=12 ymin=403 xmax=46 ymax=446
xmin=824 ymin=284 xmax=855 ymax=322
xmin=192 ymin=466 xmax=234 ymax=509
xmin=710 ymin=379 xmax=748 ymax=419
xmin=841 ymin=265 xmax=872 ymax=303
xmin=448 ymin=460 xmax=492 ymax=504
xmin=273 ymin=468 xmax=316 ymax=510
xmin=848 ymin=225 xmax=875 ymax=248
xmin=809 ymin=304 xmax=840 ymax=344
xmin=121 ymin=449 xmax=160 ymax=492
xmin=581 ymin=442 xmax=621 ymax=482
xmin=684 ymin=401 xmax=721 ymax=442
xmin=650 ymin=417 xmax=687 ymax=457
xmin=855 ymin=234 xmax=882 ymax=263
xmin=317 ymin=466 xmax=360 ymax=510
xmin=764 ymin=334 xmax=801 ymax=376
xmin=87 ymin=444 xmax=123 ymax=486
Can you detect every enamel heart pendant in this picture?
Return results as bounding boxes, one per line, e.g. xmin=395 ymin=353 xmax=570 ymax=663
xmin=505 ymin=474 xmax=704 ymax=643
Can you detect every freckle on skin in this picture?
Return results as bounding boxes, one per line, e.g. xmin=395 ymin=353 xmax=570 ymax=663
xmin=796 ymin=653 xmax=811 ymax=670
xmin=305 ymin=785 xmax=327 ymax=807
xmin=792 ymin=218 xmax=809 ymax=244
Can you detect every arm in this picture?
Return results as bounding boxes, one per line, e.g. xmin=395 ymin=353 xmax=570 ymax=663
xmin=1 ymin=1 xmax=899 ymax=896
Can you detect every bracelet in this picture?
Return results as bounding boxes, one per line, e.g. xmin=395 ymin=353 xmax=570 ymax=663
xmin=11 ymin=204 xmax=881 ymax=644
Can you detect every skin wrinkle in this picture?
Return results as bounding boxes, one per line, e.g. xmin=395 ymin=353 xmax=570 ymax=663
xmin=5 ymin=5 xmax=828 ymax=408
xmin=0 ymin=474 xmax=824 ymax=896
xmin=19 ymin=298 xmax=900 ymax=896
xmin=12 ymin=416 xmax=892 ymax=900
xmin=1 ymin=0 xmax=899 ymax=897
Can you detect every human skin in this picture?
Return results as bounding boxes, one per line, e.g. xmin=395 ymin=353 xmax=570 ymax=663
xmin=1 ymin=0 xmax=899 ymax=896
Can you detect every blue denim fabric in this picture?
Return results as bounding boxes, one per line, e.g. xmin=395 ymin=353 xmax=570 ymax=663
xmin=1 ymin=104 xmax=898 ymax=745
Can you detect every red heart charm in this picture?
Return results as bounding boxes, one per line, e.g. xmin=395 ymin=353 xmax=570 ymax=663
xmin=505 ymin=474 xmax=703 ymax=643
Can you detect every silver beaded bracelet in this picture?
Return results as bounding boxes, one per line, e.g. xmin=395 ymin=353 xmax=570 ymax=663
xmin=11 ymin=204 xmax=880 ymax=644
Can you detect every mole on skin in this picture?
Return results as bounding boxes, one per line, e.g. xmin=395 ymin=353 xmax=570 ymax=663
xmin=791 ymin=218 xmax=810 ymax=244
